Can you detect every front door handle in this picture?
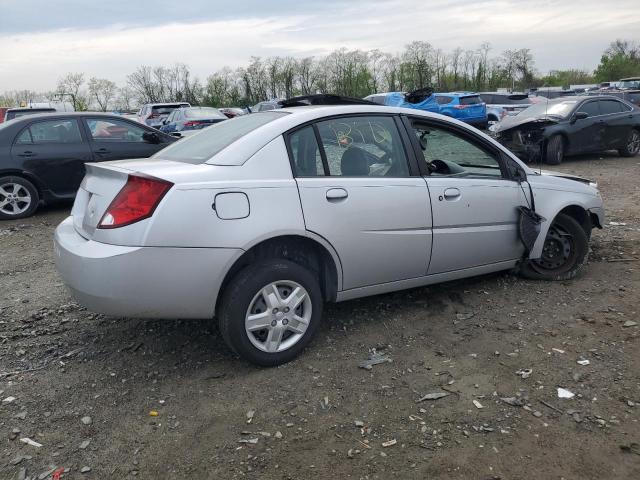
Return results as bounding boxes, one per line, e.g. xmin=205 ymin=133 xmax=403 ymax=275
xmin=443 ymin=188 xmax=460 ymax=200
xmin=96 ymin=148 xmax=111 ymax=155
xmin=326 ymin=188 xmax=348 ymax=201
xmin=18 ymin=151 xmax=36 ymax=157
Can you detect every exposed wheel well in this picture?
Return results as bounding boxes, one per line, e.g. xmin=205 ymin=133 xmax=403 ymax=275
xmin=558 ymin=205 xmax=591 ymax=236
xmin=216 ymin=235 xmax=339 ymax=315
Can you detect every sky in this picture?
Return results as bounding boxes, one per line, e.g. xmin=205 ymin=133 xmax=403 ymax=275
xmin=1 ymin=0 xmax=639 ymax=91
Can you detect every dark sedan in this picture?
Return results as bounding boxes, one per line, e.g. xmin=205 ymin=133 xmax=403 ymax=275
xmin=159 ymin=106 xmax=227 ymax=133
xmin=491 ymin=95 xmax=640 ymax=164
xmin=0 ymin=112 xmax=177 ymax=219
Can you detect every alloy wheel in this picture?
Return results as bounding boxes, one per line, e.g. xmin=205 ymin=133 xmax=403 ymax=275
xmin=0 ymin=182 xmax=32 ymax=216
xmin=628 ymin=131 xmax=640 ymax=154
xmin=245 ymin=280 xmax=312 ymax=353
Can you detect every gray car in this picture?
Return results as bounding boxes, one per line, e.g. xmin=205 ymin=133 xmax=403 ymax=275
xmin=54 ymin=105 xmax=604 ymax=366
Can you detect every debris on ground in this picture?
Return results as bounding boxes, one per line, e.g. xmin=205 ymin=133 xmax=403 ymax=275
xmin=516 ymin=368 xmax=532 ymax=379
xmin=359 ymin=351 xmax=392 ymax=370
xmin=473 ymin=400 xmax=484 ymax=409
xmin=620 ymin=443 xmax=640 ymax=456
xmin=557 ymin=388 xmax=575 ymax=399
xmin=622 ymin=320 xmax=637 ymax=327
xmin=20 ymin=437 xmax=43 ymax=448
xmin=416 ymin=392 xmax=450 ymax=402
xmin=246 ymin=410 xmax=255 ymax=423
xmin=81 ymin=416 xmax=92 ymax=425
xmin=577 ymin=359 xmax=590 ymax=366
xmin=381 ymin=439 xmax=397 ymax=447
xmin=500 ymin=396 xmax=525 ymax=407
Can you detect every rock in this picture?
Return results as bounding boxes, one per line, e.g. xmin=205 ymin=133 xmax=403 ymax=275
xmin=381 ymin=439 xmax=397 ymax=447
xmin=622 ymin=320 xmax=637 ymax=327
xmin=80 ymin=466 xmax=92 ymax=473
xmin=456 ymin=312 xmax=475 ymax=321
xmin=354 ymin=420 xmax=364 ymax=427
xmin=501 ymin=397 xmax=525 ymax=407
xmin=14 ymin=411 xmax=27 ymax=420
xmin=473 ymin=400 xmax=484 ymax=409
xmin=274 ymin=431 xmax=283 ymax=439
xmin=81 ymin=416 xmax=92 ymax=425
xmin=246 ymin=410 xmax=255 ymax=424
xmin=572 ymin=413 xmax=582 ymax=423
xmin=2 ymin=396 xmax=16 ymax=404
xmin=80 ymin=440 xmax=91 ymax=449
xmin=17 ymin=467 xmax=26 ymax=480
xmin=532 ymin=411 xmax=543 ymax=418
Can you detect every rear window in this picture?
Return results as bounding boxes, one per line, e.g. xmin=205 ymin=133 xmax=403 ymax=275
xmin=155 ymin=111 xmax=287 ymax=164
xmin=184 ymin=108 xmax=225 ymax=119
xmin=460 ymin=96 xmax=482 ymax=105
xmin=436 ymin=96 xmax=453 ymax=105
xmin=152 ymin=104 xmax=189 ymax=114
xmin=599 ymin=100 xmax=623 ymax=115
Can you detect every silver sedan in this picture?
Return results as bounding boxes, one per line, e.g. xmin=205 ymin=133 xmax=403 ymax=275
xmin=54 ymin=104 xmax=604 ymax=365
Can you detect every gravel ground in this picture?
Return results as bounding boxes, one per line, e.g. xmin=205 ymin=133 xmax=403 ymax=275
xmin=1 ymin=152 xmax=639 ymax=479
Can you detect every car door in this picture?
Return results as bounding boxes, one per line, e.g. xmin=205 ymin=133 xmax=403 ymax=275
xmin=598 ymin=99 xmax=633 ymax=148
xmin=288 ymin=115 xmax=432 ymax=290
xmin=404 ymin=116 xmax=526 ymax=274
xmin=82 ymin=117 xmax=168 ymax=161
xmin=11 ymin=118 xmax=92 ymax=196
xmin=570 ymin=99 xmax=605 ymax=154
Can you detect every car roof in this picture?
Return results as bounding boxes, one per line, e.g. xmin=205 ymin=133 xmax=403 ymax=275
xmin=2 ymin=111 xmax=142 ymax=125
xmin=146 ymin=102 xmax=190 ymax=107
xmin=6 ymin=107 xmax=56 ymax=112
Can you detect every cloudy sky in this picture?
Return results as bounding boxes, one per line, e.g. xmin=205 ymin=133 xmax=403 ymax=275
xmin=1 ymin=0 xmax=639 ymax=91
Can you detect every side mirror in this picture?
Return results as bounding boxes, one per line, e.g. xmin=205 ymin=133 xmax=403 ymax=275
xmin=142 ymin=131 xmax=161 ymax=144
xmin=571 ymin=111 xmax=588 ymax=124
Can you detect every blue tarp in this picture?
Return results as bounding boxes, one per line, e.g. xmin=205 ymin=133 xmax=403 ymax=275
xmin=383 ymin=92 xmax=440 ymax=113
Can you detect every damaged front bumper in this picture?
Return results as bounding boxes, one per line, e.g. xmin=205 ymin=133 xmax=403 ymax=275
xmin=492 ymin=128 xmax=544 ymax=163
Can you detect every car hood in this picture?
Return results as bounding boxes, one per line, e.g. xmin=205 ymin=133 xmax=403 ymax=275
xmin=539 ymin=169 xmax=593 ymax=185
xmin=492 ymin=114 xmax=560 ymax=133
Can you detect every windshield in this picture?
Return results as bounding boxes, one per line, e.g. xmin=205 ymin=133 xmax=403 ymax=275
xmin=155 ymin=111 xmax=287 ymax=164
xmin=517 ymin=100 xmax=577 ymax=118
xmin=620 ymin=80 xmax=640 ymax=89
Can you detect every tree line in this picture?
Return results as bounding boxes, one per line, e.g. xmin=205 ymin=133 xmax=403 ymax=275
xmin=1 ymin=39 xmax=638 ymax=111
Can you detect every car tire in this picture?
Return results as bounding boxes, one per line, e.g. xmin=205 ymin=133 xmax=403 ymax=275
xmin=218 ymin=259 xmax=323 ymax=366
xmin=618 ymin=129 xmax=640 ymax=157
xmin=545 ymin=135 xmax=564 ymax=165
xmin=0 ymin=176 xmax=40 ymax=220
xmin=520 ymin=213 xmax=588 ymax=281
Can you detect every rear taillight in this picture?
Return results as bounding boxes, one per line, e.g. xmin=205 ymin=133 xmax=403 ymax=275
xmin=98 ymin=175 xmax=173 ymax=229
xmin=454 ymin=105 xmax=468 ymax=110
xmin=184 ymin=121 xmax=203 ymax=127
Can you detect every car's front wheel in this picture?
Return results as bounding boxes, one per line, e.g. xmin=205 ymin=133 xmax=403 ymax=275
xmin=520 ymin=213 xmax=588 ymax=281
xmin=218 ymin=259 xmax=323 ymax=366
xmin=545 ymin=135 xmax=564 ymax=165
xmin=0 ymin=176 xmax=40 ymax=220
xmin=618 ymin=129 xmax=640 ymax=157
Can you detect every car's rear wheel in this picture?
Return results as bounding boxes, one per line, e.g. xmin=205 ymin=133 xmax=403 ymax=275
xmin=218 ymin=259 xmax=323 ymax=366
xmin=0 ymin=176 xmax=39 ymax=220
xmin=545 ymin=135 xmax=564 ymax=165
xmin=618 ymin=129 xmax=640 ymax=157
xmin=520 ymin=213 xmax=588 ymax=281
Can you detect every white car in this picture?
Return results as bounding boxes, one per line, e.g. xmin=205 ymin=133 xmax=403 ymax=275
xmin=54 ymin=98 xmax=604 ymax=366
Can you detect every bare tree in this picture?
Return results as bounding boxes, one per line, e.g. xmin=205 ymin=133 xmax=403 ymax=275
xmin=56 ymin=73 xmax=88 ymax=110
xmin=88 ymin=77 xmax=117 ymax=111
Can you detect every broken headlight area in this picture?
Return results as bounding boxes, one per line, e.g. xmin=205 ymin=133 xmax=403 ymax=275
xmin=495 ymin=127 xmax=545 ymax=162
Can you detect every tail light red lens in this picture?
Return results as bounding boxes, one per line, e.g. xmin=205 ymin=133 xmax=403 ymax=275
xmin=98 ymin=175 xmax=173 ymax=229
xmin=454 ymin=105 xmax=468 ymax=110
xmin=184 ymin=121 xmax=203 ymax=127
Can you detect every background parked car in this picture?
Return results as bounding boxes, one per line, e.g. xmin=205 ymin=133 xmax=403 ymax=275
xmin=219 ymin=107 xmax=246 ymax=118
xmin=478 ymin=92 xmax=534 ymax=125
xmin=159 ymin=107 xmax=227 ymax=133
xmin=250 ymin=100 xmax=281 ymax=112
xmin=433 ymin=92 xmax=488 ymax=128
xmin=491 ymin=95 xmax=640 ymax=164
xmin=365 ymin=88 xmax=440 ymax=114
xmin=0 ymin=112 xmax=177 ymax=219
xmin=137 ymin=102 xmax=190 ymax=129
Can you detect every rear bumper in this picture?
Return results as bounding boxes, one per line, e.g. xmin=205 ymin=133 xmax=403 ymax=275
xmin=54 ymin=216 xmax=241 ymax=319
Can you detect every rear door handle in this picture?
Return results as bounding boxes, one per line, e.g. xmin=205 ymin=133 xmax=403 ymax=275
xmin=443 ymin=188 xmax=460 ymax=200
xmin=18 ymin=151 xmax=36 ymax=157
xmin=96 ymin=148 xmax=111 ymax=154
xmin=326 ymin=188 xmax=348 ymax=201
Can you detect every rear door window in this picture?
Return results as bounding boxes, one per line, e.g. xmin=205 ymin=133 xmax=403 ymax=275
xmin=599 ymin=99 xmax=623 ymax=115
xmin=460 ymin=96 xmax=482 ymax=105
xmin=288 ymin=126 xmax=324 ymax=176
xmin=20 ymin=119 xmax=83 ymax=144
xmin=314 ymin=116 xmax=410 ymax=177
xmin=85 ymin=118 xmax=147 ymax=142
xmin=436 ymin=96 xmax=453 ymax=105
